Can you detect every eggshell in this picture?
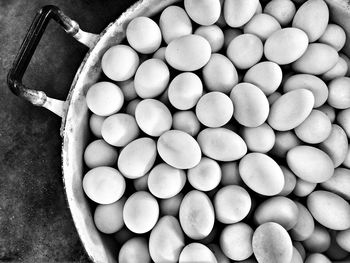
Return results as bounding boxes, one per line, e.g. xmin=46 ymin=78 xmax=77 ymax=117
xmin=86 ymin=82 xmax=124 ymax=117
xmin=135 ymin=99 xmax=172 ymax=137
xmin=243 ymin=61 xmax=282 ymax=95
xmin=202 ymin=53 xmax=238 ymax=94
xmin=291 ymin=202 xmax=315 ymax=241
xmin=252 ymin=222 xmax=293 ymax=263
xmin=344 ymin=147 xmax=350 ymax=168
xmin=220 ymin=162 xmax=242 ymax=186
xmin=118 ymin=79 xmax=137 ymax=102
xmin=268 ymin=89 xmax=314 ymax=131
xmin=220 ymin=223 xmax=253 ymax=261
xmin=270 ymin=131 xmax=301 ymax=158
xmin=123 ymin=191 xmax=159 ymax=234
xmin=239 ymin=153 xmax=284 ymax=196
xmin=83 ymin=167 xmax=126 ymax=204
xmin=243 ymin=14 xmax=281 ymax=41
xmin=283 ymin=74 xmax=328 ymax=107
xmin=224 ymin=0 xmax=259 ymax=27
xmin=227 ymin=34 xmax=263 ymax=69
xmin=292 ymin=43 xmax=339 ymax=75
xmin=321 ymin=168 xmax=350 ymax=200
xmin=294 ymin=110 xmax=332 ymax=144
xmin=84 ymin=139 xmax=118 ymax=169
xmin=160 ymin=193 xmax=183 ymax=216
xmin=322 ymin=57 xmax=348 ymax=81
xmin=293 ymin=242 xmax=306 ymax=261
xmin=197 ymin=128 xmax=247 ymax=161
xmin=89 ymin=114 xmax=105 ymax=138
xmin=340 ymin=53 xmax=350 ymax=75
xmin=101 ymin=45 xmax=139 ymax=81
xmin=101 ymin=113 xmax=140 ymax=147
xmin=303 ymin=225 xmax=331 ymax=253
xmin=196 ymin=92 xmax=234 ymax=128
xmin=134 ymin=59 xmax=170 ymax=98
xmin=291 ymin=247 xmax=304 ymax=263
xmin=166 ymin=35 xmax=211 ymax=71
xmin=214 ymin=185 xmax=251 ymax=224
xmin=188 ymin=157 xmax=221 ymax=192
xmin=179 ymin=243 xmax=217 ymax=263
xmin=230 ymin=83 xmax=269 ymax=127
xmin=307 ymin=191 xmax=350 ymax=230
xmin=179 ymin=190 xmax=215 ymax=240
xmin=264 ymin=0 xmax=296 ymax=26
xmin=125 ymin=99 xmax=140 ymax=117
xmin=254 ymin=196 xmax=299 ymax=230
xmin=241 ymin=123 xmax=275 ymax=153
xmin=126 ymin=17 xmax=161 ymax=54
xmin=292 ymin=0 xmax=329 ymax=42
xmin=336 ymin=229 xmax=350 ymax=252
xmin=157 ymin=130 xmax=201 ymax=169
xmin=319 ymin=124 xmax=348 ymax=167
xmin=327 ymin=77 xmax=350 ymax=109
xmin=264 ymin=28 xmax=308 ymax=65
xmin=293 ymin=178 xmax=317 ymax=197
xmin=184 ymin=0 xmax=221 ymax=25
xmin=317 ymin=104 xmax=336 ymax=122
xmin=337 ymin=108 xmax=350 ymax=138
xmin=172 ymin=111 xmax=201 ymax=137
xmin=118 ymin=137 xmax=157 ymax=179
xmin=279 ymin=166 xmax=297 ymax=196
xmin=305 ymin=253 xmax=331 ymax=263
xmin=149 ymin=216 xmax=185 ymax=263
xmin=195 ymin=25 xmax=224 ymax=52
xmin=94 ymin=198 xmax=125 ymax=234
xmin=319 ymin=24 xmax=347 ymax=51
xmin=118 ymin=237 xmax=151 ymax=263
xmin=159 ymin=6 xmax=192 ymax=44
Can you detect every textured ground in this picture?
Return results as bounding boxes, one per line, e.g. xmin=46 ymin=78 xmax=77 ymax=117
xmin=0 ymin=0 xmax=136 ymax=262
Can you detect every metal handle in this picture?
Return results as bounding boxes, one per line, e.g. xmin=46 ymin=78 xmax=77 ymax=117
xmin=7 ymin=5 xmax=99 ymax=117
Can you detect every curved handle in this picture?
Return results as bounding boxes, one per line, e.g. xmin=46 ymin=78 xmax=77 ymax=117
xmin=7 ymin=5 xmax=99 ymax=117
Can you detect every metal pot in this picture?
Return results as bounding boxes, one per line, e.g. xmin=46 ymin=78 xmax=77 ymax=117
xmin=7 ymin=0 xmax=350 ymax=262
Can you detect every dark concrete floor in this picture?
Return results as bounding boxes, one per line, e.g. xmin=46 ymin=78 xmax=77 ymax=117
xmin=0 ymin=0 xmax=136 ymax=262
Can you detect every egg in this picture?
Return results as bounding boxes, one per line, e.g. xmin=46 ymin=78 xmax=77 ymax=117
xmin=118 ymin=237 xmax=151 ymax=263
xmin=214 ymin=185 xmax=251 ymax=224
xmin=344 ymin=148 xmax=350 ymax=168
xmin=123 ymin=191 xmax=159 ymax=234
xmin=184 ymin=0 xmax=221 ymax=25
xmin=264 ymin=28 xmax=308 ymax=65
xmin=157 ymin=130 xmax=201 ymax=169
xmin=224 ymin=0 xmax=259 ymax=27
xmin=94 ymin=198 xmax=125 ymax=234
xmin=283 ymin=74 xmax=328 ymax=108
xmin=148 ymin=163 xmax=186 ymax=199
xmin=293 ymin=178 xmax=317 ymax=197
xmin=305 ymin=253 xmax=331 ymax=263
xmin=227 ymin=34 xmax=263 ymax=69
xmin=322 ymin=56 xmax=348 ymax=81
xmin=336 ymin=229 xmax=350 ymax=252
xmin=254 ymin=197 xmax=299 ymax=230
xmin=220 ymin=162 xmax=242 ymax=186
xmin=279 ymin=166 xmax=297 ymax=196
xmin=202 ymin=53 xmax=238 ymax=94
xmin=303 ymin=225 xmax=331 ymax=253
xmin=322 ymin=170 xmax=350 ymax=200
xmin=208 ymin=244 xmax=230 ymax=263
xmin=159 ymin=6 xmax=192 ymax=44
xmin=220 ymin=223 xmax=253 ymax=261
xmin=223 ymin=28 xmax=242 ymax=48
xmin=172 ymin=111 xmax=201 ymax=137
xmin=340 ymin=53 xmax=350 ymax=75
xmin=125 ymin=99 xmax=140 ymax=117
xmin=327 ymin=77 xmax=350 ymax=109
xmin=179 ymin=243 xmax=217 ymax=263
xmin=89 ymin=114 xmax=106 ymax=138
xmin=318 ymin=104 xmax=336 ymax=122
xmin=243 ymin=61 xmax=283 ymax=96
xmin=290 ymin=202 xmax=315 ymax=241
xmin=83 ymin=166 xmax=126 ymax=204
xmin=292 ymin=43 xmax=339 ymax=75
xmin=294 ymin=242 xmax=306 ymax=261
xmin=239 ymin=153 xmax=284 ymax=196
xmin=86 ymin=82 xmax=124 ymax=117
xmin=160 ymin=193 xmax=183 ymax=216
xmin=291 ymin=247 xmax=304 ymax=263
xmin=268 ymin=92 xmax=282 ymax=105
xmin=252 ymin=222 xmax=293 ymax=263
xmin=230 ymin=83 xmax=269 ymax=127
xmin=244 ymin=14 xmax=281 ymax=41
xmin=270 ymin=131 xmax=301 ymax=158
xmin=319 ymin=23 xmax=347 ymax=51
xmin=241 ymin=123 xmax=275 ymax=153
xmin=197 ymin=128 xmax=247 ymax=161
xmin=188 ymin=157 xmax=221 ymax=192
xmin=118 ymin=79 xmax=137 ymax=102
xmin=179 ymin=190 xmax=215 ymax=240
xmin=268 ymin=89 xmax=314 ymax=131
xmin=292 ymin=0 xmax=329 ymax=42
xmin=134 ymin=59 xmax=170 ymax=99
xmin=84 ymin=139 xmax=118 ymax=169
xmin=166 ymin=34 xmax=211 ymax=71
xmin=337 ymin=108 xmax=350 ymax=138
xmin=264 ymin=0 xmax=296 ymax=26
xmin=319 ymin=124 xmax=348 ymax=167
xmin=307 ymin=191 xmax=350 ymax=230
xmin=101 ymin=45 xmax=139 ymax=81
xmin=135 ymin=99 xmax=172 ymax=137
xmin=126 ymin=17 xmax=161 ymax=54
xmin=117 ymin=137 xmax=157 ymax=179
xmin=168 ymin=72 xmax=203 ymax=110
xmin=133 ymin=173 xmax=149 ymax=191
xmin=152 ymin=47 xmax=166 ymax=61
xmin=149 ymin=216 xmax=185 ymax=263
xmin=196 ymin=92 xmax=234 ymax=128
xmin=195 ymin=25 xmax=224 ymax=53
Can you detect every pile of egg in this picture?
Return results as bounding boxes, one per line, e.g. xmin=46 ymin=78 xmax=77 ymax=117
xmin=83 ymin=0 xmax=350 ymax=262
